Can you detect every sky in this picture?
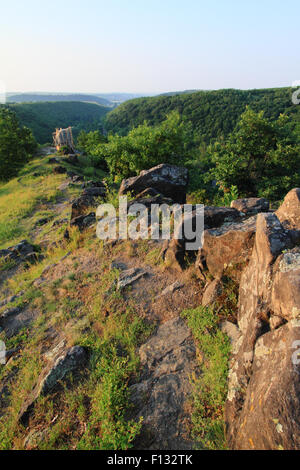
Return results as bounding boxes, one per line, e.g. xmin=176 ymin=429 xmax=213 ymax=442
xmin=0 ymin=0 xmax=299 ymax=94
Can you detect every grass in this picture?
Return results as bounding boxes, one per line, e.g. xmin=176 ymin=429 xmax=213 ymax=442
xmin=181 ymin=305 xmax=231 ymax=450
xmin=0 ymin=157 xmax=67 ymax=249
xmin=0 ymin=231 xmax=153 ymax=450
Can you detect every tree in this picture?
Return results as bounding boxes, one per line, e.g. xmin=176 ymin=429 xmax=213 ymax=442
xmin=77 ymin=129 xmax=107 ymax=154
xmin=209 ymin=108 xmax=300 ymax=200
xmin=93 ymin=111 xmax=192 ymax=180
xmin=0 ymin=107 xmax=37 ymax=180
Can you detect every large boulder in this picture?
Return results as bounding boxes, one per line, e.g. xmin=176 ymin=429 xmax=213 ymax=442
xmin=230 ymin=322 xmax=300 ymax=450
xmin=119 ymin=164 xmax=189 ymax=204
xmin=276 ymin=188 xmax=300 ymax=229
xmin=225 ymin=212 xmax=300 ymax=450
xmin=196 ymin=216 xmax=257 ymax=281
xmin=231 ymin=197 xmax=269 ymax=215
xmin=164 ymin=206 xmax=241 ymax=270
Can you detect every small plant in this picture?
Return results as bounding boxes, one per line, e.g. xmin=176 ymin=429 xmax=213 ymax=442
xmin=181 ymin=305 xmax=231 ymax=449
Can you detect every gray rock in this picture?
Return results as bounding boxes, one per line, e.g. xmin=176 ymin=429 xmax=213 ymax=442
xmin=130 ymin=317 xmax=197 ymax=450
xmin=82 ymin=187 xmax=106 ymax=198
xmin=231 ymin=197 xmax=269 ymax=215
xmin=119 ymin=164 xmax=189 ymax=204
xmin=0 ymin=240 xmax=38 ymax=263
xmin=70 ymin=212 xmax=96 ymax=231
xmin=220 ymin=320 xmax=241 ymax=345
xmin=0 ymin=291 xmax=24 ymax=309
xmin=117 ymin=268 xmax=148 ymax=289
xmin=24 ymin=429 xmax=48 ymax=449
xmin=156 ymin=281 xmax=184 ymax=298
xmin=202 ymin=279 xmax=222 ymax=306
xmin=40 ymin=346 xmax=87 ymax=395
xmin=19 ymin=346 xmax=87 ymax=424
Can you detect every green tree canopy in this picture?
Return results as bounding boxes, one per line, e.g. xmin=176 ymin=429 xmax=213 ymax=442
xmin=0 ymin=107 xmax=37 ymax=181
xmin=92 ymin=111 xmax=192 ymax=180
xmin=209 ymin=108 xmax=300 ymax=200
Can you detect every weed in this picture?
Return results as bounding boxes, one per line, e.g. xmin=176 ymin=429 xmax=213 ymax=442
xmin=181 ymin=305 xmax=231 ymax=449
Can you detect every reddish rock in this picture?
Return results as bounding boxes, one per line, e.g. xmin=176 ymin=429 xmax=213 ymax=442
xmin=196 ymin=216 xmax=257 ymax=281
xmin=231 ymin=197 xmax=269 ymax=215
xmin=229 ymin=322 xmax=300 ymax=450
xmin=225 ymin=212 xmax=299 ymax=450
xmin=202 ymin=279 xmax=222 ymax=306
xmin=276 ymin=188 xmax=300 ymax=229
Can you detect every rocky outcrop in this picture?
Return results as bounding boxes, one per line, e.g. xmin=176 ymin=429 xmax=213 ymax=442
xmin=117 ymin=267 xmax=148 ymax=289
xmin=70 ymin=212 xmax=96 ymax=231
xmin=231 ymin=197 xmax=269 ymax=215
xmin=119 ymin=164 xmax=189 ymax=204
xmin=196 ymin=216 xmax=257 ymax=281
xmin=202 ymin=279 xmax=222 ymax=306
xmin=130 ymin=317 xmax=196 ymax=449
xmin=0 ymin=240 xmax=41 ymax=265
xmin=164 ymin=206 xmax=241 ymax=271
xmin=19 ymin=345 xmax=87 ymax=424
xmin=203 ymin=206 xmax=241 ymax=229
xmin=128 ymin=188 xmax=174 ymax=212
xmin=71 ymin=182 xmax=106 ymax=220
xmin=40 ymin=345 xmax=87 ymax=395
xmin=225 ymin=211 xmax=300 ymax=450
xmin=276 ymin=188 xmax=300 ymax=229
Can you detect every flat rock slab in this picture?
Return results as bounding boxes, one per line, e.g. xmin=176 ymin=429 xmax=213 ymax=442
xmin=130 ymin=317 xmax=197 ymax=450
xmin=117 ymin=268 xmax=148 ymax=289
xmin=156 ymin=281 xmax=184 ymax=299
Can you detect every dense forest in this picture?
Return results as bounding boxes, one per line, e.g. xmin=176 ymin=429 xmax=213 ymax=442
xmin=104 ymin=87 xmax=300 ymax=144
xmin=5 ymin=101 xmax=110 ymax=144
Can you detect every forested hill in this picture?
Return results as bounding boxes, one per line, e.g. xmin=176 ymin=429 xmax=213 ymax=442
xmin=7 ymin=93 xmax=113 ymax=107
xmin=7 ymin=101 xmax=110 ymax=144
xmin=104 ymin=87 xmax=300 ymax=143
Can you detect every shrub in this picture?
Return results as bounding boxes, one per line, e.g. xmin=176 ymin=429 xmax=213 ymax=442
xmin=0 ymin=107 xmax=37 ymax=180
xmin=209 ymin=108 xmax=300 ymax=199
xmin=91 ymin=111 xmax=192 ymax=180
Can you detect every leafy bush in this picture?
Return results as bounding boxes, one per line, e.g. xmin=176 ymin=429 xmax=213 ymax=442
xmin=208 ymin=108 xmax=300 ymax=200
xmin=92 ymin=111 xmax=192 ymax=180
xmin=77 ymin=129 xmax=107 ymax=154
xmin=0 ymin=108 xmax=37 ymax=180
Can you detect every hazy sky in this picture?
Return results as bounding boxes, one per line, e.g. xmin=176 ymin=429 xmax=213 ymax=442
xmin=1 ymin=0 xmax=299 ymax=93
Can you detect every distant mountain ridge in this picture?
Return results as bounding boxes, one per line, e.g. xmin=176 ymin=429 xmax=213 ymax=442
xmin=6 ymin=101 xmax=110 ymax=144
xmin=7 ymin=93 xmax=113 ymax=107
xmin=104 ymin=87 xmax=300 ymax=143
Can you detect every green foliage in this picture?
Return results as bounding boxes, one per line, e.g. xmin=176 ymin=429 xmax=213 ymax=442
xmin=77 ymin=129 xmax=107 ymax=154
xmin=214 ymin=185 xmax=239 ymax=207
xmin=181 ymin=306 xmax=231 ymax=450
xmin=105 ymin=87 xmax=300 ymax=145
xmin=209 ymin=108 xmax=300 ymax=199
xmin=0 ymin=107 xmax=37 ymax=180
xmin=6 ymin=101 xmax=109 ymax=144
xmin=93 ymin=111 xmax=192 ymax=180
